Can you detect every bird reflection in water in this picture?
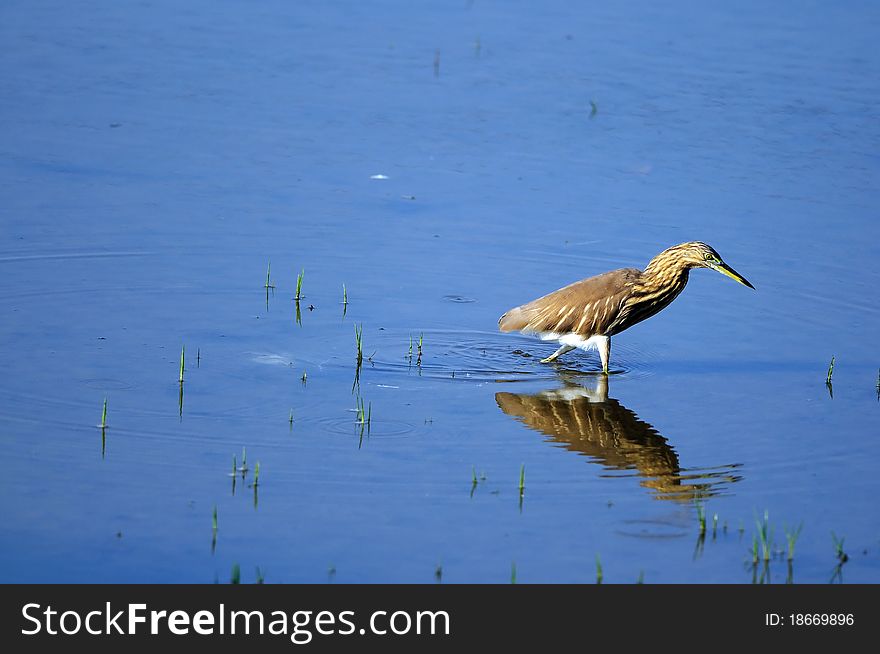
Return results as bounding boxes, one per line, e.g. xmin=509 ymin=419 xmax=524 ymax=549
xmin=495 ymin=375 xmax=742 ymax=501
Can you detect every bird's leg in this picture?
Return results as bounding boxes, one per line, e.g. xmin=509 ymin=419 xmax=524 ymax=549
xmin=540 ymin=344 xmax=575 ymax=364
xmin=596 ymin=336 xmax=610 ymax=374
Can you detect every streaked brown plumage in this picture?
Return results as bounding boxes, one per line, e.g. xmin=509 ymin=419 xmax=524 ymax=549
xmin=499 ymin=242 xmax=754 ymax=371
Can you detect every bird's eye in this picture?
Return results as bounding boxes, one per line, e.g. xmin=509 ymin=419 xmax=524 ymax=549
xmin=703 ymin=253 xmax=713 ymax=261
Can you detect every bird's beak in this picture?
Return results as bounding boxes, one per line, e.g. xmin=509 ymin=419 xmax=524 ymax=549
xmin=711 ymin=261 xmax=755 ymax=289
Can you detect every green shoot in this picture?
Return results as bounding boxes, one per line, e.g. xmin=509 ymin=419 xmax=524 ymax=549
xmin=832 ymin=531 xmax=848 ymax=562
xmin=355 ymin=324 xmax=364 ymax=366
xmin=101 ymin=397 xmax=108 ymax=429
xmin=417 ymin=332 xmax=423 ymax=365
xmin=518 ymin=464 xmax=525 ymax=496
xmin=231 ymin=563 xmax=240 ymax=585
xmin=636 ymin=570 xmax=644 ymax=584
xmin=295 ymin=269 xmax=304 ymax=301
xmin=595 ymin=554 xmax=603 ymax=584
xmin=784 ymin=522 xmax=803 ymax=561
xmin=342 ymin=283 xmax=348 ymax=306
xmin=826 ymin=356 xmax=835 ymax=384
xmin=253 ymin=462 xmax=260 ymax=487
xmin=179 ymin=345 xmax=185 ymax=383
xmin=255 ymin=567 xmax=265 ymax=584
xmin=510 ymin=562 xmax=517 ymax=584
xmin=212 ymin=506 xmax=218 ymax=533
xmin=355 ymin=397 xmax=371 ymax=427
xmin=696 ymin=502 xmax=706 ymax=534
xmin=289 ymin=409 xmax=294 ymax=426
xmin=755 ymin=510 xmax=772 ymax=562
xmin=301 ymin=371 xmax=307 ymax=384
xmin=265 ymin=261 xmax=274 ymax=289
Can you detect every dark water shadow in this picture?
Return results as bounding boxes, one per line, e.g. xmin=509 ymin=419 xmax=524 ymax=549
xmin=495 ymin=374 xmax=743 ymax=501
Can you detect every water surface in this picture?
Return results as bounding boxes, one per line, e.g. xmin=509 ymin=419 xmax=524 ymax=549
xmin=1 ymin=0 xmax=878 ymax=583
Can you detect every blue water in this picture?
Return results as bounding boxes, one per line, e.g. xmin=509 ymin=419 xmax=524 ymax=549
xmin=1 ymin=0 xmax=878 ymax=583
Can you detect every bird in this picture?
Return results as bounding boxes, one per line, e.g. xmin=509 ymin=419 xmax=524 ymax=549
xmin=498 ymin=241 xmax=754 ymax=372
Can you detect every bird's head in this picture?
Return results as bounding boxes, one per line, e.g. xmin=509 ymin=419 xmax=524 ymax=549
xmin=677 ymin=241 xmax=755 ymax=289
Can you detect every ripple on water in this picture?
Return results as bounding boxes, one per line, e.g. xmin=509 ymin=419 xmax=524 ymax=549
xmin=356 ymin=329 xmax=659 ymax=383
xmin=316 ymin=414 xmax=417 ymax=439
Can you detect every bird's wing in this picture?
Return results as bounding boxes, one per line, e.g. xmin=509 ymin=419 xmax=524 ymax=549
xmin=498 ymin=268 xmax=641 ymax=336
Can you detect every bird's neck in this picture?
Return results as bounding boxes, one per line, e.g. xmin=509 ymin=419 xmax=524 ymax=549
xmin=638 ymin=254 xmax=691 ymax=295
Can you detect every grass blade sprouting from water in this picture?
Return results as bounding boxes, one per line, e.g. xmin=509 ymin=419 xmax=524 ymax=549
xmin=784 ymin=522 xmax=803 ymax=561
xmin=695 ymin=501 xmax=706 ymax=535
xmin=264 ymin=261 xmax=274 ymax=289
xmin=295 ymin=269 xmax=304 ymax=301
xmin=755 ymin=510 xmax=772 ymax=563
xmin=355 ymin=324 xmax=364 ymax=367
xmin=342 ymin=283 xmax=348 ymax=316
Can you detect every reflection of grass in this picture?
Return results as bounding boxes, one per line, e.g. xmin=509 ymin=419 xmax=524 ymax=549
xmin=231 ymin=563 xmax=241 ymax=584
xmin=253 ymin=462 xmax=260 ymax=487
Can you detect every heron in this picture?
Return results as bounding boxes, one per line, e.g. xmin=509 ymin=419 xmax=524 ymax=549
xmin=498 ymin=242 xmax=754 ymax=372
